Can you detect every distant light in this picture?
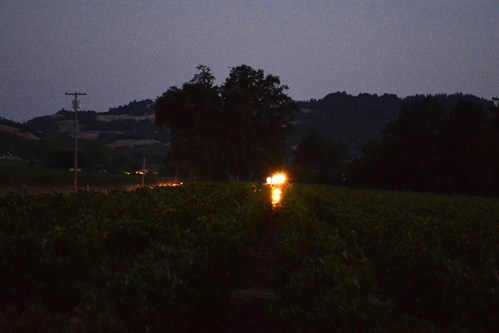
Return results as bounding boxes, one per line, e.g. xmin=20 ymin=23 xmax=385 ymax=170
xmin=156 ymin=181 xmax=183 ymax=187
xmin=266 ymin=172 xmax=287 ymax=206
xmin=267 ymin=173 xmax=286 ymax=185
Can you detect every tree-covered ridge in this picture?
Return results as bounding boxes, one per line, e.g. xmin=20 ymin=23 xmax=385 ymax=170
xmin=348 ymin=96 xmax=499 ymax=196
xmin=290 ymin=93 xmax=498 ymax=196
xmin=2 ymin=72 xmax=497 ymax=194
xmin=295 ymin=92 xmax=495 ymax=157
xmin=27 ymin=102 xmax=158 ymax=138
xmin=0 ymin=117 xmax=40 ymax=159
xmin=10 ymin=99 xmax=168 ymax=171
xmin=107 ymin=99 xmax=154 ymax=116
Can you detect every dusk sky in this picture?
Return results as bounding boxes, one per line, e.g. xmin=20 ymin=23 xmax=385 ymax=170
xmin=1 ymin=0 xmax=498 ymax=123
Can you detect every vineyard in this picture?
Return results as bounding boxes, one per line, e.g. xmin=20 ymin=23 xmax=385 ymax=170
xmin=1 ymin=184 xmax=498 ymax=332
xmin=0 ymin=184 xmax=269 ymax=332
xmin=272 ymin=185 xmax=499 ymax=332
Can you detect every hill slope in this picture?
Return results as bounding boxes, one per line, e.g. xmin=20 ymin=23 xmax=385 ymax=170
xmin=1 ymin=93 xmax=494 ymax=165
xmin=295 ymin=92 xmax=495 ymax=157
xmin=22 ymin=99 xmax=169 ymax=166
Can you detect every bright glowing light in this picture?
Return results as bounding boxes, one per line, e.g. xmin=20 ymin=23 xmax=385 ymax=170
xmin=266 ymin=172 xmax=287 ymax=206
xmin=268 ymin=173 xmax=286 ymax=185
xmin=272 ymin=188 xmax=282 ymax=204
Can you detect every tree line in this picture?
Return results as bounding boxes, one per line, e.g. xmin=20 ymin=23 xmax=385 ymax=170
xmin=348 ymin=96 xmax=499 ymax=196
xmin=155 ymin=65 xmax=498 ymax=196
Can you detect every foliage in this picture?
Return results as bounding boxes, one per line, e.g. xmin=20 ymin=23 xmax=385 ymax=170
xmin=296 ymin=92 xmax=494 ymax=159
xmin=0 ymin=117 xmax=39 ymax=159
xmin=295 ymin=92 xmax=404 ymax=157
xmin=271 ymin=185 xmax=499 ymax=332
xmin=107 ymin=99 xmax=153 ymax=116
xmin=155 ymin=65 xmax=298 ymax=181
xmin=155 ymin=66 xmax=223 ymax=180
xmin=292 ymin=131 xmax=350 ymax=184
xmin=29 ymin=139 xmax=141 ymax=173
xmin=18 ymin=99 xmax=166 ymax=171
xmin=0 ymin=184 xmax=269 ymax=332
xmin=347 ymin=97 xmax=499 ymax=195
xmin=5 ymin=91 xmax=495 ymax=183
xmin=2 ymin=182 xmax=496 ymax=332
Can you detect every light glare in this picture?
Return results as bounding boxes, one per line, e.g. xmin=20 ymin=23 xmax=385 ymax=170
xmin=266 ymin=172 xmax=287 ymax=206
xmin=269 ymin=173 xmax=286 ymax=185
xmin=272 ymin=188 xmax=282 ymax=204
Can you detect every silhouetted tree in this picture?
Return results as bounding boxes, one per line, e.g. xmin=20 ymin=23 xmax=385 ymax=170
xmin=32 ymin=138 xmax=65 ymax=168
xmin=79 ymin=143 xmax=111 ymax=172
xmin=221 ymin=65 xmax=297 ymax=179
xmin=155 ymin=65 xmax=297 ymax=180
xmin=347 ymin=96 xmax=499 ymax=195
xmin=492 ymin=97 xmax=499 ymax=134
xmin=155 ymin=65 xmax=222 ymax=180
xmin=383 ymin=96 xmax=447 ymax=191
xmin=292 ymin=131 xmax=349 ymax=184
xmin=438 ymin=101 xmax=499 ymax=194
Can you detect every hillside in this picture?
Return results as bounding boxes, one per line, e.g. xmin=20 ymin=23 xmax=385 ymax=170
xmin=1 ymin=92 xmax=495 ymax=168
xmin=296 ymin=92 xmax=495 ymax=157
xmin=21 ymin=99 xmax=169 ymax=167
xmin=295 ymin=92 xmax=402 ymax=156
xmin=0 ymin=117 xmax=40 ymax=159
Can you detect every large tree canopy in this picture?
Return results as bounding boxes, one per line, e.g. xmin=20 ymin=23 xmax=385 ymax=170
xmin=292 ymin=131 xmax=349 ymax=184
xmin=155 ymin=65 xmax=298 ymax=180
xmin=347 ymin=96 xmax=499 ymax=195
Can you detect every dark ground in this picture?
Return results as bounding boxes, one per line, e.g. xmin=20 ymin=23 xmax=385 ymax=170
xmin=225 ymin=210 xmax=283 ymax=333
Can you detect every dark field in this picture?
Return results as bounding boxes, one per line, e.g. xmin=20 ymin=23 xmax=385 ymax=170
xmin=1 ymin=172 xmax=498 ymax=332
xmin=0 ymin=160 xmax=167 ymax=194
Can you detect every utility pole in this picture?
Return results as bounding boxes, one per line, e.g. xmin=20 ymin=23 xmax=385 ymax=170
xmin=65 ymin=92 xmax=86 ymax=192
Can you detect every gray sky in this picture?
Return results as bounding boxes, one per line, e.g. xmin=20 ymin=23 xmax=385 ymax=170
xmin=1 ymin=0 xmax=498 ymax=123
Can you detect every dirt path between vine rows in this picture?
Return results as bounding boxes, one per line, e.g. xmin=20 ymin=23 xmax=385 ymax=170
xmin=225 ymin=210 xmax=282 ymax=333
